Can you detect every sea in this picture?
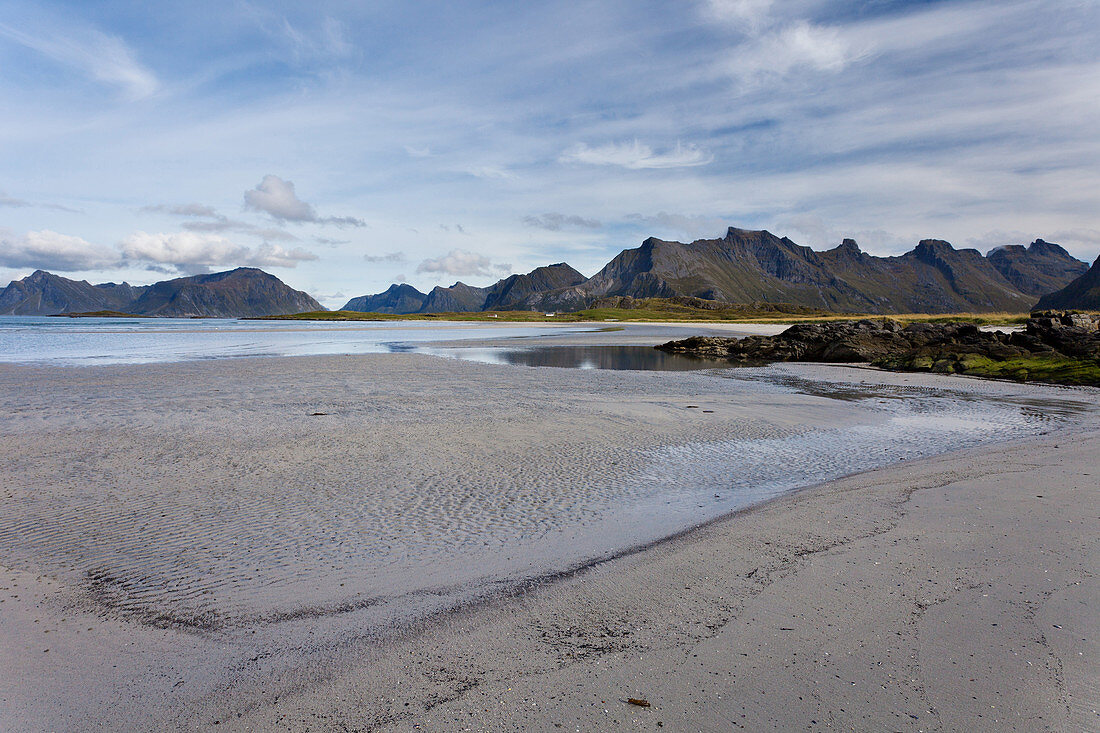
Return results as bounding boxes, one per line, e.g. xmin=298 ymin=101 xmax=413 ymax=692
xmin=0 ymin=315 xmax=605 ymax=366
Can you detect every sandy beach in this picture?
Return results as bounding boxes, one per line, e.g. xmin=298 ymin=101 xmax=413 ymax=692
xmin=1 ymin=337 xmax=1097 ymax=731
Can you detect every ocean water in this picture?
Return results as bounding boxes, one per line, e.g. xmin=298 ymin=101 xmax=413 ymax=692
xmin=0 ymin=315 xmax=603 ymax=366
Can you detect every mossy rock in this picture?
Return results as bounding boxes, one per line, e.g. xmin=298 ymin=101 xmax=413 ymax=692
xmin=956 ymin=353 xmax=992 ymax=371
xmin=909 ymin=355 xmax=935 ymax=370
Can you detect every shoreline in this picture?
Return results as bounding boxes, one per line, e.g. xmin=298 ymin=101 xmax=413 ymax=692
xmin=0 ymin=354 xmax=1096 ymax=731
xmin=221 ymin=419 xmax=1100 ymax=732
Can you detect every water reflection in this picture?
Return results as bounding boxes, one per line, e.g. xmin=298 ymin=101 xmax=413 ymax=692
xmin=417 ymin=345 xmax=732 ymax=371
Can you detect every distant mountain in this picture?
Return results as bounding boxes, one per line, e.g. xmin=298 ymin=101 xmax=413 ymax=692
xmin=343 ymin=283 xmax=427 ymax=314
xmin=127 ymin=268 xmax=322 ymax=317
xmin=514 ymin=228 xmax=1087 ymax=314
xmin=1034 ymin=255 xmax=1100 ymax=310
xmin=419 ymin=282 xmax=490 ymax=313
xmin=0 ymin=267 xmax=321 ymax=317
xmin=481 ymin=263 xmax=586 ymax=310
xmin=343 ymin=263 xmax=586 ymax=314
xmin=0 ymin=270 xmax=147 ymax=315
xmin=345 ymin=229 xmax=1087 ymax=316
xmin=987 ymin=239 xmax=1089 ymax=296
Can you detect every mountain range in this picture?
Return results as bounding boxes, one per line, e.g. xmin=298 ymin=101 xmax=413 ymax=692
xmin=2 ymin=227 xmax=1094 ymax=318
xmin=0 ymin=268 xmax=322 ymax=317
xmin=343 ymin=228 xmax=1090 ymax=315
xmin=343 ymin=263 xmax=586 ymax=314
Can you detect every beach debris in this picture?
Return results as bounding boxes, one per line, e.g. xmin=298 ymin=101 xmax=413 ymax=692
xmin=626 ymin=697 xmax=651 ymax=708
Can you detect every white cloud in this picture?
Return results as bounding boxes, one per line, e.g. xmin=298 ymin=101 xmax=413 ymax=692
xmin=703 ymin=0 xmax=773 ymax=29
xmin=701 ymin=0 xmax=864 ymax=82
xmin=248 ymin=242 xmax=319 ymax=268
xmin=523 ymin=213 xmax=602 ymax=231
xmin=244 ymin=175 xmax=315 ymax=221
xmin=1 ymin=191 xmax=80 ymax=213
xmin=243 ymin=175 xmax=365 ymax=226
xmin=1048 ymin=229 xmax=1100 ymax=251
xmin=180 ymin=219 xmax=299 ymax=242
xmin=119 ymin=231 xmax=316 ymax=270
xmin=626 ymin=212 xmax=734 ymax=238
xmin=416 ymin=249 xmax=512 ymax=278
xmin=282 ymin=16 xmax=353 ymax=62
xmin=464 ymin=165 xmax=514 ymax=180
xmin=730 ymin=21 xmax=860 ymax=81
xmin=0 ymin=193 xmax=30 ymax=208
xmin=244 ymin=5 xmax=355 ymax=66
xmin=0 ymin=22 xmax=158 ymax=100
xmin=141 ymin=202 xmax=299 ymax=241
xmin=0 ymin=230 xmax=120 ymax=271
xmin=364 ymin=251 xmax=405 ymax=263
xmin=777 ymin=214 xmax=912 ymax=253
xmin=140 ymin=203 xmax=220 ymax=218
xmin=560 ymin=140 xmax=712 ymax=170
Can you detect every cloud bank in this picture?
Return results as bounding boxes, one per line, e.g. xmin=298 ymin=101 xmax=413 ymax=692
xmin=0 ymin=230 xmax=120 ymax=271
xmin=0 ymin=228 xmax=317 ymax=274
xmin=560 ymin=141 xmax=712 ymax=170
xmin=416 ymin=249 xmax=512 ymax=278
xmin=523 ymin=213 xmax=602 ymax=231
xmin=120 ymin=231 xmax=317 ymax=270
xmin=364 ymin=252 xmax=405 ymax=263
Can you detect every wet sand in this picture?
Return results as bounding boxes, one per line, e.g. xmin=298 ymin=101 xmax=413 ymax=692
xmin=0 ymin=347 xmax=1097 ymax=731
xmin=351 ymin=425 xmax=1100 ymax=732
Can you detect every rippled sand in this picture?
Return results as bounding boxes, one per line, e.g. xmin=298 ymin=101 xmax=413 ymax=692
xmin=0 ymin=352 xmax=1093 ymax=729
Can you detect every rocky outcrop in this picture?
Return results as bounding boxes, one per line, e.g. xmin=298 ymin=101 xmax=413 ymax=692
xmin=1034 ymin=255 xmax=1100 ymax=310
xmin=658 ymin=311 xmax=1100 ymax=384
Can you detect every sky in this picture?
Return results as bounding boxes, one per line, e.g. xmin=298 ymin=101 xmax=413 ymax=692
xmin=1 ymin=0 xmax=1098 ymax=307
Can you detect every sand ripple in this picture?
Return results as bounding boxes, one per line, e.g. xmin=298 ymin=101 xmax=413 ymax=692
xmin=0 ymin=356 xmax=1090 ymax=632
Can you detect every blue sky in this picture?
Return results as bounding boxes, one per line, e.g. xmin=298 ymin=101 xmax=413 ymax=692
xmin=1 ymin=0 xmax=1098 ymax=306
